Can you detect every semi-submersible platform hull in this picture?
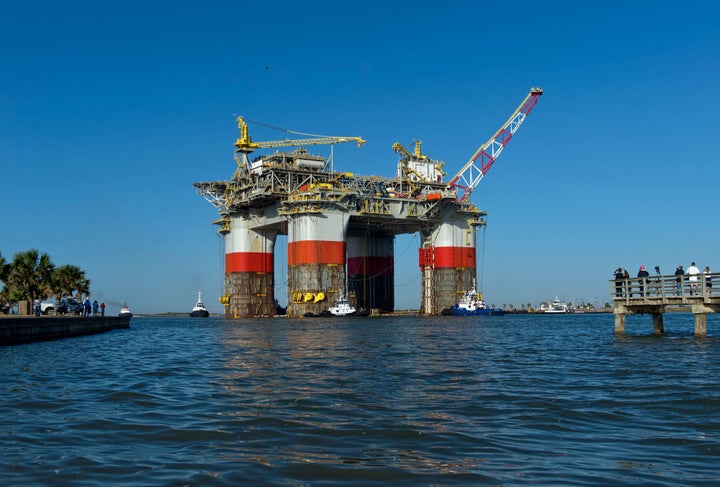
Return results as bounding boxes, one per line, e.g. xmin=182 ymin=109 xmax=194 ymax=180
xmin=194 ymin=149 xmax=484 ymax=318
xmin=193 ymin=89 xmax=542 ymax=318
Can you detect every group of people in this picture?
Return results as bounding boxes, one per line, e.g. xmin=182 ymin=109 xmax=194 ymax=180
xmin=82 ymin=298 xmax=106 ymax=317
xmin=673 ymin=262 xmax=712 ymax=296
xmin=31 ymin=297 xmax=107 ymax=317
xmin=614 ymin=262 xmax=712 ymax=297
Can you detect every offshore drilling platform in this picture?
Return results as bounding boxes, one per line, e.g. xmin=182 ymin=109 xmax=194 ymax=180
xmin=194 ymin=88 xmax=542 ymax=318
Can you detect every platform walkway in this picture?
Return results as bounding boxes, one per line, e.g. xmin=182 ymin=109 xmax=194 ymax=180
xmin=610 ymin=272 xmax=720 ymax=336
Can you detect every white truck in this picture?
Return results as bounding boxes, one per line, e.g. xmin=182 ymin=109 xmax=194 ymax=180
xmin=40 ymin=301 xmax=57 ymax=315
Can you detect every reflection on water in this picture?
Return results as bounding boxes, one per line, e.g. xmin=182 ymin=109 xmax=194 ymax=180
xmin=2 ymin=314 xmax=720 ymax=485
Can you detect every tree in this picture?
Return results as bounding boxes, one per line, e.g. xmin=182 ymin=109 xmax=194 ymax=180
xmin=52 ymin=264 xmax=90 ymax=299
xmin=6 ymin=249 xmax=56 ymax=304
xmin=0 ymin=251 xmax=8 ymax=283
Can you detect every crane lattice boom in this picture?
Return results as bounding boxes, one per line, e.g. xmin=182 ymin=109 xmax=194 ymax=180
xmin=234 ymin=116 xmax=366 ymax=152
xmin=448 ymin=87 xmax=542 ymax=201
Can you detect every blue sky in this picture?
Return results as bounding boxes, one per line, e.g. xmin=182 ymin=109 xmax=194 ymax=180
xmin=2 ymin=1 xmax=718 ymax=314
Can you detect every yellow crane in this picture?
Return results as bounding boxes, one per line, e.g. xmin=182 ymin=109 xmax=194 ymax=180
xmin=233 ymin=116 xmax=365 ymax=175
xmin=235 ymin=116 xmax=366 ymax=151
xmin=393 ymin=140 xmax=446 ymax=190
xmin=392 ymin=140 xmax=426 ymax=161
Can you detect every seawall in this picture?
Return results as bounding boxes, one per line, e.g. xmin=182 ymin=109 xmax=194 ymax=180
xmin=0 ymin=316 xmax=131 ymax=346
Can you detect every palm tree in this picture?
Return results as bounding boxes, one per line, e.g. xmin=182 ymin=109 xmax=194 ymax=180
xmin=52 ymin=264 xmax=90 ymax=299
xmin=0 ymin=252 xmax=9 ymax=313
xmin=6 ymin=249 xmax=56 ymax=304
xmin=0 ymin=251 xmax=8 ymax=283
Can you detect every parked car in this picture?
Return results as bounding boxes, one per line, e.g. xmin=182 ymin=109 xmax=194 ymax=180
xmin=40 ymin=301 xmax=57 ymax=315
xmin=56 ymin=297 xmax=84 ymax=315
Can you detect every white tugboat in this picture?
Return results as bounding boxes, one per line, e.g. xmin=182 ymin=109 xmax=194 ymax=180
xmin=189 ymin=292 xmax=210 ymax=318
xmin=327 ymin=295 xmax=357 ymax=316
xmin=119 ymin=304 xmax=133 ymax=318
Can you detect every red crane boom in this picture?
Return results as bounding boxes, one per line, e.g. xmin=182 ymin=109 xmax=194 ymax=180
xmin=448 ymin=87 xmax=543 ymax=201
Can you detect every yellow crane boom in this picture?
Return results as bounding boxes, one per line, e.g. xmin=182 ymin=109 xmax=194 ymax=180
xmin=234 ymin=116 xmax=366 ymax=152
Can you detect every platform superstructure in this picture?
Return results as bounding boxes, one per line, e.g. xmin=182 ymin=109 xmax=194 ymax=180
xmin=194 ymin=89 xmax=542 ymax=317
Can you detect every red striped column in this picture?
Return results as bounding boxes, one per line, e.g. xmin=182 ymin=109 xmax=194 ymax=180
xmin=224 ymin=215 xmax=277 ymax=317
xmin=419 ymin=219 xmax=476 ymax=314
xmin=347 ymin=233 xmax=394 ymax=312
xmin=287 ymin=212 xmax=350 ymax=317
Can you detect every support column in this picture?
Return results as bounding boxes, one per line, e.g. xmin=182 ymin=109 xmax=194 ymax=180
xmin=224 ymin=215 xmax=277 ymax=318
xmin=287 ymin=211 xmax=350 ymax=317
xmin=347 ymin=233 xmax=394 ymax=313
xmin=652 ymin=313 xmax=665 ymax=335
xmin=694 ymin=313 xmax=707 ymax=337
xmin=691 ymin=303 xmax=712 ymax=337
xmin=419 ymin=217 xmax=476 ymax=315
xmin=614 ymin=305 xmax=626 ymax=334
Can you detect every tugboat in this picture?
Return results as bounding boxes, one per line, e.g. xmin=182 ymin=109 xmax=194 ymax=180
xmin=303 ymin=294 xmax=369 ymax=317
xmin=119 ymin=304 xmax=133 ymax=318
xmin=450 ymin=279 xmax=504 ymax=316
xmin=189 ymin=292 xmax=210 ymax=318
xmin=327 ymin=295 xmax=357 ymax=316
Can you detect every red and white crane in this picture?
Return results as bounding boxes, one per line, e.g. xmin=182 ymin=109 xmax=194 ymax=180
xmin=447 ymin=87 xmax=543 ymax=201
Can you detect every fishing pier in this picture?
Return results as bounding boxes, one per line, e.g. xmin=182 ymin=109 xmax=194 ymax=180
xmin=611 ymin=273 xmax=720 ymax=336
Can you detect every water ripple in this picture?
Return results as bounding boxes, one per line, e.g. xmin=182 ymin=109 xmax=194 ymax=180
xmin=2 ymin=314 xmax=720 ymax=485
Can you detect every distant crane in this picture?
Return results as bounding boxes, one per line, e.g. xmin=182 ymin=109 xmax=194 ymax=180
xmin=233 ymin=116 xmax=366 ymax=173
xmin=447 ymin=87 xmax=543 ymax=201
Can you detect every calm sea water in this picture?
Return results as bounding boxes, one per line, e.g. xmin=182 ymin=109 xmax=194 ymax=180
xmin=2 ymin=313 xmax=719 ymax=486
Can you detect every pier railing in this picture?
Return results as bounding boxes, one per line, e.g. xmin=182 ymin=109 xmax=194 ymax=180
xmin=610 ymin=272 xmax=720 ymax=305
xmin=609 ymin=272 xmax=720 ymax=336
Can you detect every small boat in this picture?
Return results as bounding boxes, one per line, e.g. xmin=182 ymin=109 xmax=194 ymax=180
xmin=189 ymin=292 xmax=210 ymax=318
xmin=327 ymin=295 xmax=357 ymax=316
xmin=303 ymin=295 xmax=368 ymax=317
xmin=539 ymin=297 xmax=570 ymax=314
xmin=450 ymin=280 xmax=504 ymax=316
xmin=119 ymin=304 xmax=133 ymax=318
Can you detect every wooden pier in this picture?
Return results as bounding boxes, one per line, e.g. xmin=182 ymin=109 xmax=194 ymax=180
xmin=611 ymin=272 xmax=720 ymax=336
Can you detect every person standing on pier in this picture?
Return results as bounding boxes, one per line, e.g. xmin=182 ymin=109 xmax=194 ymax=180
xmin=704 ymin=266 xmax=712 ymax=296
xmin=687 ymin=262 xmax=700 ymax=295
xmin=674 ymin=265 xmax=684 ymax=295
xmin=614 ymin=268 xmax=625 ymax=297
xmin=623 ymin=268 xmax=630 ymax=295
xmin=637 ymin=265 xmax=650 ymax=296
